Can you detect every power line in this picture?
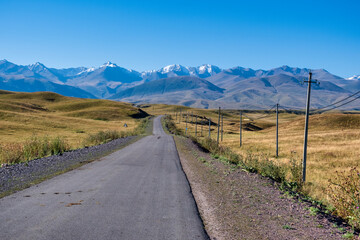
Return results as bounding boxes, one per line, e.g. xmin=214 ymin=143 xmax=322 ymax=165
xmin=311 ymin=90 xmax=360 ymax=113
xmin=313 ymin=94 xmax=360 ymax=113
xmin=251 ymin=105 xmax=277 ymax=120
xmin=240 ymin=105 xmax=276 ymax=121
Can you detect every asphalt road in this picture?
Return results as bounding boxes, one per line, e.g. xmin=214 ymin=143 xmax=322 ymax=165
xmin=0 ymin=116 xmax=208 ymax=240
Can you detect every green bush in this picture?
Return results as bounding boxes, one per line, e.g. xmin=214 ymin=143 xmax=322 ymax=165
xmin=84 ymin=130 xmax=123 ymax=146
xmin=23 ymin=136 xmax=69 ymax=161
xmin=328 ymin=168 xmax=360 ymax=230
xmin=0 ymin=136 xmax=70 ymax=164
xmin=0 ymin=143 xmax=24 ymax=164
xmin=83 ymin=117 xmax=150 ymax=146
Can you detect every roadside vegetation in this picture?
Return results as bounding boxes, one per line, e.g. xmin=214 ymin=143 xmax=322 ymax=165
xmin=83 ymin=118 xmax=149 ymax=146
xmin=158 ymin=105 xmax=360 ymax=232
xmin=0 ymin=91 xmax=150 ymax=164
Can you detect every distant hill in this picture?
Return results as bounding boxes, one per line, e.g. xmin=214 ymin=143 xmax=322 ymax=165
xmin=65 ymin=62 xmax=143 ymax=98
xmin=206 ymin=65 xmax=350 ymax=88
xmin=0 ymin=77 xmax=96 ymax=99
xmin=110 ymin=76 xmax=224 ymax=107
xmin=219 ymin=74 xmax=351 ymax=109
xmin=0 ymin=60 xmax=94 ymax=98
xmin=110 ymin=74 xmax=355 ymax=109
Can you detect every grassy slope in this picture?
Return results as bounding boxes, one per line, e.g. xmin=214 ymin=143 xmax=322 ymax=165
xmin=0 ymin=91 xmax=147 ymax=149
xmin=144 ymin=103 xmax=360 ymax=204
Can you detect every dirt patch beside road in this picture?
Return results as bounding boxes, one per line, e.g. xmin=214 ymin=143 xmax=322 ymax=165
xmin=175 ymin=136 xmax=348 ymax=240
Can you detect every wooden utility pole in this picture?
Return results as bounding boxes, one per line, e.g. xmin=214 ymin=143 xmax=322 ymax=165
xmin=185 ymin=113 xmax=188 ymax=136
xmin=217 ymin=107 xmax=221 ymax=144
xmin=240 ymin=111 xmax=242 ymax=147
xmin=302 ymin=71 xmax=318 ymax=182
xmin=195 ymin=115 xmax=198 ymax=137
xmin=201 ymin=122 xmax=203 ymax=137
xmin=276 ymin=103 xmax=279 ymax=157
xmin=208 ymin=118 xmax=211 ymax=138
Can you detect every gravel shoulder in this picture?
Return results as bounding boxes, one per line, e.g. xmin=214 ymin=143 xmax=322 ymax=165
xmin=174 ymin=136 xmax=350 ymax=240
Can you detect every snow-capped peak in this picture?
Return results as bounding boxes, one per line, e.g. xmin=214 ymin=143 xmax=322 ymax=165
xmin=28 ymin=62 xmax=47 ymax=71
xmin=77 ymin=67 xmax=96 ymax=75
xmin=347 ymin=75 xmax=360 ymax=80
xmin=198 ymin=64 xmax=220 ymax=74
xmin=101 ymin=61 xmax=118 ymax=68
xmin=161 ymin=64 xmax=188 ymax=74
xmin=190 ymin=64 xmax=222 ymax=77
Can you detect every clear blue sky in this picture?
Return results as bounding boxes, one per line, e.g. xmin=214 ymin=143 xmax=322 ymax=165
xmin=0 ymin=0 xmax=359 ymax=77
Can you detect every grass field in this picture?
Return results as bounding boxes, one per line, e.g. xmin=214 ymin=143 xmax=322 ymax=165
xmin=0 ymin=91 xmax=149 ymax=163
xmin=143 ymin=103 xmax=360 ymax=204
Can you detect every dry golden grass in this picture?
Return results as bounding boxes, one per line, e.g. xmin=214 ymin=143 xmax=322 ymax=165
xmin=148 ymin=103 xmax=360 ymax=203
xmin=0 ymin=91 xmax=146 ymax=156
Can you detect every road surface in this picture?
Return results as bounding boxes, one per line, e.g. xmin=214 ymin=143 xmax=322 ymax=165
xmin=0 ymin=116 xmax=208 ymax=240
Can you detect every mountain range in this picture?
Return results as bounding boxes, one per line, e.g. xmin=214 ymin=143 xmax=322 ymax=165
xmin=0 ymin=59 xmax=359 ymax=110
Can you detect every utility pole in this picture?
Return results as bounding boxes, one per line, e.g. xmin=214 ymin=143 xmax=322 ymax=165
xmin=240 ymin=110 xmax=242 ymax=147
xmin=217 ymin=107 xmax=221 ymax=144
xmin=201 ymin=121 xmax=203 ymax=137
xmin=195 ymin=115 xmax=198 ymax=137
xmin=208 ymin=118 xmax=211 ymax=138
xmin=221 ymin=114 xmax=224 ymax=141
xmin=302 ymin=71 xmax=319 ymax=182
xmin=276 ymin=103 xmax=279 ymax=157
xmin=185 ymin=113 xmax=188 ymax=136
xmin=179 ymin=109 xmax=181 ymax=124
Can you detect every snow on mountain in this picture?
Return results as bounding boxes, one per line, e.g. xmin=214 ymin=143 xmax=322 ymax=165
xmin=347 ymin=75 xmax=360 ymax=80
xmin=189 ymin=64 xmax=222 ymax=78
xmin=141 ymin=64 xmax=222 ymax=81
xmin=77 ymin=67 xmax=96 ymax=75
xmin=27 ymin=62 xmax=64 ymax=84
xmin=100 ymin=61 xmax=118 ymax=68
xmin=65 ymin=62 xmax=143 ymax=98
xmin=27 ymin=62 xmax=46 ymax=71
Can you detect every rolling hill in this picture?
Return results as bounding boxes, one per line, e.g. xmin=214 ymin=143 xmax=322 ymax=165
xmin=0 ymin=90 xmax=148 ymax=147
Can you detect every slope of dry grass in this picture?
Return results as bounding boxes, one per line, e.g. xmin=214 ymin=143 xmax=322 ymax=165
xmin=0 ymin=91 xmax=148 ymax=163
